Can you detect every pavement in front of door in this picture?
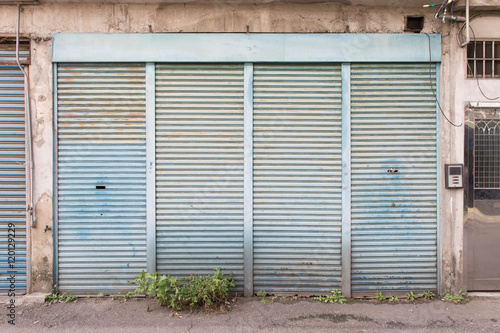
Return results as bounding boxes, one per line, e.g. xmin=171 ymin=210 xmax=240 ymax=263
xmin=1 ymin=293 xmax=500 ymax=332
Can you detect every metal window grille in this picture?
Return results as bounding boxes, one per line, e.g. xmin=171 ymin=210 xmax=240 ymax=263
xmin=467 ymin=40 xmax=500 ymax=79
xmin=474 ymin=119 xmax=500 ymax=189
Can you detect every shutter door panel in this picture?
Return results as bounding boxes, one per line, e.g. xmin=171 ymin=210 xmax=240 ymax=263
xmin=57 ymin=64 xmax=147 ymax=293
xmin=350 ymin=63 xmax=438 ymax=293
xmin=155 ymin=64 xmax=245 ymax=291
xmin=0 ymin=65 xmax=26 ymax=294
xmin=253 ymin=65 xmax=342 ymax=294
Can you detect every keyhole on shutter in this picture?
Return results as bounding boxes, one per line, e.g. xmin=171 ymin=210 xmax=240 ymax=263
xmin=96 ymin=185 xmax=106 ymax=190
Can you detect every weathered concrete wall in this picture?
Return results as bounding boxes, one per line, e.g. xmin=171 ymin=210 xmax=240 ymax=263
xmin=0 ymin=2 xmax=469 ymax=294
xmin=0 ymin=3 xmax=441 ymax=34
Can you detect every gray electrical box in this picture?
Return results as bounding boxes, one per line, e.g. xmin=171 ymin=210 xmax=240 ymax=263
xmin=445 ymin=164 xmax=463 ymax=189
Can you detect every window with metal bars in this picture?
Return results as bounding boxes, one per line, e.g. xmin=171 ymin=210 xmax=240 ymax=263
xmin=474 ymin=119 xmax=500 ymax=189
xmin=467 ymin=40 xmax=500 ymax=79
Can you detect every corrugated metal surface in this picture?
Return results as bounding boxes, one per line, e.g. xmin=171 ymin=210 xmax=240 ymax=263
xmin=350 ymin=63 xmax=437 ymax=293
xmin=0 ymin=43 xmax=30 ymax=65
xmin=253 ymin=65 xmax=343 ymax=294
xmin=0 ymin=64 xmax=26 ymax=294
xmin=57 ymin=63 xmax=147 ymax=293
xmin=155 ymin=64 xmax=245 ymax=291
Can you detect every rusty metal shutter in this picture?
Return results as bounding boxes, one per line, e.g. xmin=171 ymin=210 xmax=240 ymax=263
xmin=155 ymin=64 xmax=245 ymax=291
xmin=0 ymin=40 xmax=29 ymax=295
xmin=56 ymin=63 xmax=147 ymax=294
xmin=0 ymin=64 xmax=27 ymax=294
xmin=252 ymin=64 xmax=343 ymax=294
xmin=350 ymin=63 xmax=438 ymax=294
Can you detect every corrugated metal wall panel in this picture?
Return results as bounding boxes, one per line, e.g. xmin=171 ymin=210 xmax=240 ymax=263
xmin=155 ymin=64 xmax=245 ymax=291
xmin=252 ymin=65 xmax=343 ymax=294
xmin=350 ymin=63 xmax=437 ymax=293
xmin=57 ymin=63 xmax=147 ymax=293
xmin=0 ymin=65 xmax=26 ymax=294
xmin=0 ymin=44 xmax=30 ymax=64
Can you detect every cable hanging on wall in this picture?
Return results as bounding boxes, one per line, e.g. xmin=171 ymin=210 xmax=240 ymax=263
xmin=424 ymin=33 xmax=463 ymax=128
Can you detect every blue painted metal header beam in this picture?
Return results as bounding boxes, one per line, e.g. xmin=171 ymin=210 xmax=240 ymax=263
xmin=52 ymin=33 xmax=441 ymax=63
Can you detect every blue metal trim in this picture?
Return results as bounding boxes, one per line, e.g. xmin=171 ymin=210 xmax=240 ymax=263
xmin=145 ymin=63 xmax=156 ymax=274
xmin=52 ymin=34 xmax=442 ymax=63
xmin=341 ymin=63 xmax=351 ymax=298
xmin=22 ymin=64 xmax=31 ymax=295
xmin=243 ymin=63 xmax=254 ymax=297
xmin=435 ymin=63 xmax=441 ymax=295
xmin=52 ymin=63 xmax=59 ymax=287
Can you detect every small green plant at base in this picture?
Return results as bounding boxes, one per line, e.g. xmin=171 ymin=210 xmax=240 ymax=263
xmin=44 ymin=286 xmax=78 ymax=304
xmin=420 ymin=291 xmax=436 ymax=300
xmin=97 ymin=292 xmax=104 ymax=297
xmin=313 ymin=289 xmax=346 ymax=304
xmin=375 ymin=291 xmax=386 ymax=301
xmin=389 ymin=296 xmax=399 ymax=303
xmin=443 ymin=290 xmax=467 ymax=304
xmin=257 ymin=290 xmax=271 ymax=304
xmin=292 ymin=296 xmax=298 ymax=301
xmin=406 ymin=291 xmax=418 ymax=301
xmin=129 ymin=268 xmax=235 ymax=311
xmin=123 ymin=291 xmax=135 ymax=301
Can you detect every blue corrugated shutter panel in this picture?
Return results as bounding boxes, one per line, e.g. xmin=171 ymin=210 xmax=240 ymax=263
xmin=155 ymin=64 xmax=245 ymax=291
xmin=252 ymin=65 xmax=343 ymax=294
xmin=57 ymin=64 xmax=147 ymax=293
xmin=0 ymin=45 xmax=28 ymax=294
xmin=350 ymin=63 xmax=438 ymax=293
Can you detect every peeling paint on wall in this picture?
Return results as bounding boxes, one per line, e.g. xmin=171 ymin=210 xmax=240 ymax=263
xmin=31 ymin=193 xmax=53 ymax=293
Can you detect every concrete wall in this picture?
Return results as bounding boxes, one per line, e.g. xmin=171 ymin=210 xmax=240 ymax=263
xmin=0 ymin=2 xmax=477 ymax=294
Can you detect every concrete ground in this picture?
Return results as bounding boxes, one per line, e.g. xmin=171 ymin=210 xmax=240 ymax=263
xmin=1 ymin=294 xmax=500 ymax=332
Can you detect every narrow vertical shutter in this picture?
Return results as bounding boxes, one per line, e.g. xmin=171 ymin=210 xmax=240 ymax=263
xmin=155 ymin=64 xmax=245 ymax=291
xmin=57 ymin=63 xmax=147 ymax=293
xmin=0 ymin=64 xmax=26 ymax=294
xmin=350 ymin=63 xmax=438 ymax=293
xmin=252 ymin=65 xmax=343 ymax=294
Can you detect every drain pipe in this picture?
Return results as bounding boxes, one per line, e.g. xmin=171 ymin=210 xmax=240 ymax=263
xmin=15 ymin=4 xmax=35 ymax=228
xmin=461 ymin=0 xmax=470 ymax=47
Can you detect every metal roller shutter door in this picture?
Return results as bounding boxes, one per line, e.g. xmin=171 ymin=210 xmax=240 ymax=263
xmin=0 ymin=62 xmax=26 ymax=294
xmin=155 ymin=64 xmax=245 ymax=291
xmin=252 ymin=64 xmax=343 ymax=294
xmin=0 ymin=41 xmax=29 ymax=294
xmin=350 ymin=63 xmax=438 ymax=293
xmin=56 ymin=63 xmax=147 ymax=293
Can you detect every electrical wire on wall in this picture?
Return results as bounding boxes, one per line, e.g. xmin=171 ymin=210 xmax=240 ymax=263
xmin=426 ymin=0 xmax=462 ymax=22
xmin=15 ymin=4 xmax=35 ymax=228
xmin=435 ymin=0 xmax=455 ymax=20
xmin=424 ymin=33 xmax=463 ymax=128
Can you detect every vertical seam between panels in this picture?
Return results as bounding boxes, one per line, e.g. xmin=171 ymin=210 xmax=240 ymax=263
xmin=341 ymin=63 xmax=352 ymax=298
xmin=243 ymin=63 xmax=254 ymax=297
xmin=146 ymin=63 xmax=156 ymax=273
